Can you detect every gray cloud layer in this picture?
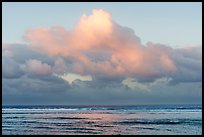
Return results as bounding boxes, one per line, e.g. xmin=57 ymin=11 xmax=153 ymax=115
xmin=2 ymin=43 xmax=202 ymax=105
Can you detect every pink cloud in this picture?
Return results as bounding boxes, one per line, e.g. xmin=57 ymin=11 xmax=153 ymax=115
xmin=24 ymin=9 xmax=189 ymax=81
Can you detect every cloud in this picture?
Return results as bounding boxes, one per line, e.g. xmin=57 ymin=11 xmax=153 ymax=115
xmin=2 ymin=56 xmax=24 ymax=79
xmin=23 ymin=9 xmax=201 ymax=84
xmin=2 ymin=44 xmax=55 ymax=79
xmin=169 ymin=46 xmax=202 ymax=84
xmin=24 ymin=10 xmax=174 ymax=78
xmin=122 ymin=77 xmax=172 ymax=91
xmin=122 ymin=77 xmax=151 ymax=91
xmin=23 ymin=59 xmax=52 ymax=76
xmin=2 ymin=75 xmax=70 ymax=105
xmin=2 ymin=43 xmax=55 ymax=65
xmin=3 ymin=76 xmax=201 ymax=105
xmin=2 ymin=9 xmax=202 ymax=105
xmin=57 ymin=73 xmax=92 ymax=84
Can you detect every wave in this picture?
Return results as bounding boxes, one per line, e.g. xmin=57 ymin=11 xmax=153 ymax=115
xmin=2 ymin=105 xmax=202 ymax=111
xmin=116 ymin=118 xmax=202 ymax=125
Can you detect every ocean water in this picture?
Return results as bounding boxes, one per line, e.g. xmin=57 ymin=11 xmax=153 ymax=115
xmin=2 ymin=104 xmax=202 ymax=135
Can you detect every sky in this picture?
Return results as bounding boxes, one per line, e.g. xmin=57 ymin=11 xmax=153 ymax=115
xmin=2 ymin=2 xmax=202 ymax=105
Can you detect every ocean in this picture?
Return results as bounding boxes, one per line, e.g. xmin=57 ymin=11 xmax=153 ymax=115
xmin=2 ymin=104 xmax=202 ymax=135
